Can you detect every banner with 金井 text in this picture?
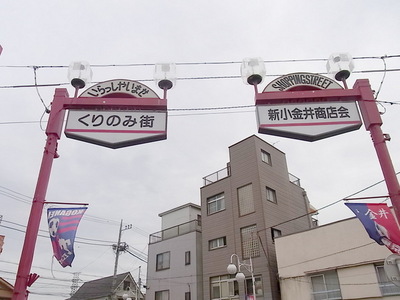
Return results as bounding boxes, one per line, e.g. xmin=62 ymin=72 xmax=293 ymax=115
xmin=345 ymin=203 xmax=400 ymax=254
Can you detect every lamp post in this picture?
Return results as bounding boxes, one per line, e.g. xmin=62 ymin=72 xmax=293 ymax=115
xmin=12 ymin=62 xmax=91 ymax=300
xmin=227 ymin=254 xmax=256 ymax=300
xmin=326 ymin=53 xmax=400 ymax=222
xmin=12 ymin=62 xmax=174 ymax=300
xmin=242 ymin=54 xmax=400 ymax=224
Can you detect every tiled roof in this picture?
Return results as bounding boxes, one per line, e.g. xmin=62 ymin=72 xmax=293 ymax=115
xmin=67 ymin=272 xmax=131 ymax=300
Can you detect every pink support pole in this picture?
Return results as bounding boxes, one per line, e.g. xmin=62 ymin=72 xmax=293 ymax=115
xmin=12 ymin=134 xmax=59 ymax=300
xmin=354 ymin=79 xmax=400 ymax=221
xmin=12 ymin=89 xmax=69 ymax=300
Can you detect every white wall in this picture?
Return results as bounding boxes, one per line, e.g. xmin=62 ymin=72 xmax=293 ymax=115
xmin=275 ymin=217 xmax=395 ymax=300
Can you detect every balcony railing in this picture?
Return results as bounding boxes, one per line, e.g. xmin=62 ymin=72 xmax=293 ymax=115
xmin=149 ymin=219 xmax=201 ymax=244
xmin=203 ymin=165 xmax=300 ymax=187
xmin=203 ymin=165 xmax=230 ymax=186
xmin=289 ymin=173 xmax=301 ymax=186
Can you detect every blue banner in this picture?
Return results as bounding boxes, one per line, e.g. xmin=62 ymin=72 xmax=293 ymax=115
xmin=47 ymin=207 xmax=87 ymax=267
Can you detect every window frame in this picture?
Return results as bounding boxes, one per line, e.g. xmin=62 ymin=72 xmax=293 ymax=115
xmin=310 ymin=270 xmax=342 ymax=300
xmin=240 ymin=224 xmax=260 ymax=259
xmin=237 ymin=183 xmax=255 ymax=217
xmin=185 ymin=291 xmax=191 ymax=300
xmin=123 ymin=280 xmax=130 ymax=291
xmin=376 ymin=264 xmax=400 ymax=296
xmin=156 ymin=251 xmax=170 ymax=271
xmin=266 ymin=186 xmax=277 ymax=203
xmin=271 ymin=228 xmax=282 ymax=243
xmin=207 ymin=192 xmax=226 ymax=215
xmin=185 ymin=251 xmax=191 ymax=265
xmin=209 ymin=236 xmax=227 ymax=250
xmin=155 ymin=290 xmax=170 ymax=300
xmin=245 ymin=276 xmax=263 ymax=298
xmin=210 ymin=275 xmax=239 ymax=300
xmin=261 ymin=149 xmax=272 ymax=165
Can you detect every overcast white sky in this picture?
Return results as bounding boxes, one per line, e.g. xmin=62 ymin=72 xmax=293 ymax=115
xmin=1 ymin=1 xmax=400 ymax=299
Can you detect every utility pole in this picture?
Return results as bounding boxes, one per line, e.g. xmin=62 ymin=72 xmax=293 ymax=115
xmin=111 ymin=220 xmax=132 ymax=299
xmin=137 ymin=266 xmax=141 ymax=300
xmin=70 ymin=272 xmax=81 ymax=297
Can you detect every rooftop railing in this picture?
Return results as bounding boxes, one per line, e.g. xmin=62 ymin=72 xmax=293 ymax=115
xmin=149 ymin=219 xmax=201 ymax=244
xmin=202 ymin=165 xmax=230 ymax=186
xmin=289 ymin=173 xmax=301 ymax=186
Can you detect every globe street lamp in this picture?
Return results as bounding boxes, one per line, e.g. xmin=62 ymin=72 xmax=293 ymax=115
xmin=154 ymin=62 xmax=176 ymax=99
xmin=122 ymin=294 xmax=132 ymax=300
xmin=227 ymin=253 xmax=256 ymax=300
xmin=240 ymin=57 xmax=266 ymax=94
xmin=68 ymin=61 xmax=93 ymax=97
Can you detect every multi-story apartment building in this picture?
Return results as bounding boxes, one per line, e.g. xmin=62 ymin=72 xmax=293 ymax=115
xmin=200 ymin=135 xmax=315 ymax=300
xmin=146 ymin=203 xmax=203 ymax=300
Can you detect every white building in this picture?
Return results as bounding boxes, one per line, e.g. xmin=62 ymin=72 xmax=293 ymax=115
xmin=275 ymin=216 xmax=400 ymax=300
xmin=146 ymin=203 xmax=203 ymax=300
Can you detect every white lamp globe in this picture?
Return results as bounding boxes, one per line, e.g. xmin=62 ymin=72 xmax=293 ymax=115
xmin=235 ymin=272 xmax=246 ymax=282
xmin=227 ymin=263 xmax=237 ymax=274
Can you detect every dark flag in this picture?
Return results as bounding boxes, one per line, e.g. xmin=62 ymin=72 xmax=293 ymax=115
xmin=47 ymin=207 xmax=87 ymax=267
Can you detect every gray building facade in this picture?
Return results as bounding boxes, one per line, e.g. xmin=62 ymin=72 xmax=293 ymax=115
xmin=147 ymin=203 xmax=203 ymax=300
xmin=200 ymin=135 xmax=315 ymax=300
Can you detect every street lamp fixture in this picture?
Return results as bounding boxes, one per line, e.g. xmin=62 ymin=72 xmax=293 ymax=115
xmin=154 ymin=63 xmax=176 ymax=99
xmin=122 ymin=294 xmax=132 ymax=300
xmin=326 ymin=53 xmax=354 ymax=88
xmin=227 ymin=253 xmax=256 ymax=300
xmin=240 ymin=57 xmax=265 ymax=90
xmin=68 ymin=61 xmax=93 ymax=97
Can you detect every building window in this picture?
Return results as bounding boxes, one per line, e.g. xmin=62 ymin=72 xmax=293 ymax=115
xmin=271 ymin=228 xmax=282 ymax=242
xmin=155 ymin=290 xmax=169 ymax=300
xmin=156 ymin=251 xmax=170 ymax=271
xmin=310 ymin=270 xmax=342 ymax=300
xmin=245 ymin=277 xmax=264 ymax=298
xmin=185 ymin=291 xmax=191 ymax=300
xmin=210 ymin=275 xmax=238 ymax=300
xmin=185 ymin=251 xmax=191 ymax=265
xmin=123 ymin=280 xmax=130 ymax=291
xmin=207 ymin=193 xmax=225 ymax=215
xmin=241 ymin=225 xmax=260 ymax=259
xmin=209 ymin=237 xmax=227 ymax=250
xmin=376 ymin=264 xmax=400 ymax=295
xmin=238 ymin=183 xmax=255 ymax=216
xmin=261 ymin=150 xmax=271 ymax=165
xmin=266 ymin=186 xmax=277 ymax=203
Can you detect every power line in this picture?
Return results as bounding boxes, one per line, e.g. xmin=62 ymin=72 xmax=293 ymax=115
xmin=1 ymin=68 xmax=400 ymax=90
xmin=0 ymin=54 xmax=399 ymax=69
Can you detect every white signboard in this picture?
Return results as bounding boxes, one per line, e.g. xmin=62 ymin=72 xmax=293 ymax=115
xmin=65 ymin=110 xmax=167 ymax=148
xmin=257 ymin=101 xmax=362 ymax=141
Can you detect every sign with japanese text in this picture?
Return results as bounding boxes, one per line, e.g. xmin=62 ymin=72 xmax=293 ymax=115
xmin=65 ymin=110 xmax=167 ymax=149
xmin=257 ymin=101 xmax=362 ymax=141
xmin=345 ymin=203 xmax=400 ymax=254
xmin=256 ymin=73 xmax=361 ymax=141
xmin=64 ymin=79 xmax=167 ymax=148
xmin=47 ymin=207 xmax=87 ymax=267
xmin=79 ymin=79 xmax=159 ymax=98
